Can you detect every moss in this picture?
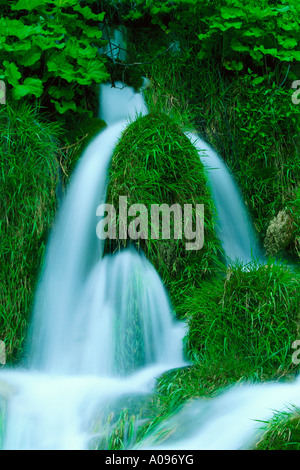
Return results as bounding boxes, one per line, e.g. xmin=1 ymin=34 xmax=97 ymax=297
xmin=105 ymin=112 xmax=222 ymax=316
xmin=263 ymin=209 xmax=295 ymax=257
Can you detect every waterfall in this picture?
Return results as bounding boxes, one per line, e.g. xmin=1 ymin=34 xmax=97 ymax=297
xmin=0 ymin=82 xmax=186 ymax=450
xmin=0 ymin=79 xmax=297 ymax=451
xmin=186 ymin=132 xmax=264 ymax=264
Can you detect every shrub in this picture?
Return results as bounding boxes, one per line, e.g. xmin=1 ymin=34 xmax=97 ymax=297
xmin=0 ymin=0 xmax=109 ymax=116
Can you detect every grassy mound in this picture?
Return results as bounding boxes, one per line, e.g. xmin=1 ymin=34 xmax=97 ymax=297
xmin=185 ymin=261 xmax=300 ymax=380
xmin=105 ymin=112 xmax=222 ymax=316
xmin=255 ymin=405 xmax=300 ymax=450
xmin=0 ymin=102 xmax=62 ymax=363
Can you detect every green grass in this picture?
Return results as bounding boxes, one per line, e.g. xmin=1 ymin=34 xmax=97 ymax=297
xmin=255 ymin=405 xmax=300 ymax=450
xmin=185 ymin=260 xmax=300 ymax=381
xmin=0 ymin=102 xmax=62 ymax=363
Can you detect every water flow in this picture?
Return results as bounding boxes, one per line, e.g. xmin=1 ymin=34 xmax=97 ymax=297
xmin=0 ymin=82 xmax=185 ymax=450
xmin=0 ymin=77 xmax=296 ymax=451
xmin=186 ymin=132 xmax=264 ymax=264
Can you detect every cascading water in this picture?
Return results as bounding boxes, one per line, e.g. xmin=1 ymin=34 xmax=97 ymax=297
xmin=186 ymin=132 xmax=264 ymax=264
xmin=0 ymin=82 xmax=186 ymax=450
xmin=0 ymin=76 xmax=298 ymax=451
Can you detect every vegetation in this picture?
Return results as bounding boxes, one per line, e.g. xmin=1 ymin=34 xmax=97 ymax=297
xmin=106 ymin=112 xmax=222 ymax=316
xmin=255 ymin=405 xmax=300 ymax=450
xmin=0 ymin=0 xmax=109 ymax=116
xmin=0 ymin=0 xmax=300 ymax=451
xmin=0 ymin=102 xmax=62 ymax=362
xmin=185 ymin=261 xmax=300 ymax=379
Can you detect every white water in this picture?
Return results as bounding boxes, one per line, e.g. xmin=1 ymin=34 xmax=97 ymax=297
xmin=186 ymin=132 xmax=264 ymax=264
xmin=0 ymin=80 xmax=298 ymax=451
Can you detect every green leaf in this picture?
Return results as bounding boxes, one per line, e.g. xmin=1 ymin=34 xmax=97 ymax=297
xmin=49 ymin=85 xmax=74 ymax=101
xmin=243 ymin=27 xmax=264 ymax=37
xmin=0 ymin=18 xmax=42 ymax=40
xmin=51 ymin=99 xmax=77 ymax=114
xmin=215 ymin=20 xmax=243 ymax=31
xmin=12 ymin=77 xmax=43 ymax=99
xmin=65 ymin=37 xmax=97 ymax=60
xmin=52 ymin=0 xmax=78 ymax=6
xmin=3 ymin=61 xmax=21 ymax=86
xmin=72 ymin=21 xmax=104 ymax=40
xmin=255 ymin=45 xmax=278 ymax=56
xmin=18 ymin=47 xmax=42 ymax=67
xmin=251 ymin=76 xmax=265 ymax=85
xmin=32 ymin=35 xmax=66 ymax=51
xmin=231 ymin=39 xmax=250 ymax=53
xmin=223 ymin=60 xmax=243 ymax=72
xmin=77 ymin=58 xmax=109 ymax=84
xmin=73 ymin=4 xmax=105 ymax=21
xmin=2 ymin=41 xmax=32 ymax=53
xmin=47 ymin=52 xmax=76 ymax=81
xmin=12 ymin=0 xmax=48 ymax=11
xmin=280 ymin=38 xmax=297 ymax=49
xmin=220 ymin=6 xmax=245 ymax=20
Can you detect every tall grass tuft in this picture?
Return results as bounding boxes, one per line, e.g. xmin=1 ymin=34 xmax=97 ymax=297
xmin=0 ymin=102 xmax=62 ymax=363
xmin=185 ymin=260 xmax=300 ymax=381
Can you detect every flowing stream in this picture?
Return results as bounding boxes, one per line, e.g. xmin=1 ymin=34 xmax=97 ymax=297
xmin=0 ymin=80 xmax=298 ymax=451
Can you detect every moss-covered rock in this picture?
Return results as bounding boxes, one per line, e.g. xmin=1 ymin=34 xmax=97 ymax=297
xmin=264 ymin=209 xmax=295 ymax=257
xmin=105 ymin=112 xmax=222 ymax=316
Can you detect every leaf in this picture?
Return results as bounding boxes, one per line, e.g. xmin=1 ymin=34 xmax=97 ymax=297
xmin=77 ymin=58 xmax=109 ymax=84
xmin=251 ymin=76 xmax=265 ymax=85
xmin=65 ymin=37 xmax=97 ymax=60
xmin=2 ymin=41 xmax=32 ymax=53
xmin=52 ymin=0 xmax=78 ymax=6
xmin=51 ymin=99 xmax=77 ymax=114
xmin=18 ymin=47 xmax=42 ymax=67
xmin=32 ymin=35 xmax=66 ymax=51
xmin=231 ymin=39 xmax=250 ymax=53
xmin=12 ymin=0 xmax=48 ymax=11
xmin=72 ymin=21 xmax=104 ymax=40
xmin=47 ymin=52 xmax=76 ymax=81
xmin=280 ymin=38 xmax=297 ymax=49
xmin=3 ymin=61 xmax=21 ymax=86
xmin=215 ymin=20 xmax=243 ymax=31
xmin=243 ymin=27 xmax=264 ymax=37
xmin=255 ymin=45 xmax=278 ymax=56
xmin=220 ymin=6 xmax=245 ymax=20
xmin=0 ymin=18 xmax=42 ymax=40
xmin=49 ymin=85 xmax=74 ymax=101
xmin=73 ymin=4 xmax=105 ymax=21
xmin=12 ymin=77 xmax=43 ymax=99
xmin=223 ymin=60 xmax=243 ymax=72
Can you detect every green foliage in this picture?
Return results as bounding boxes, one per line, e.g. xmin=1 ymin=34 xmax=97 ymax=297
xmin=0 ymin=0 xmax=109 ymax=115
xmin=106 ymin=112 xmax=222 ymax=316
xmin=226 ymin=72 xmax=300 ymax=241
xmin=0 ymin=102 xmax=62 ymax=363
xmin=120 ymin=0 xmax=300 ymax=73
xmin=185 ymin=261 xmax=300 ymax=380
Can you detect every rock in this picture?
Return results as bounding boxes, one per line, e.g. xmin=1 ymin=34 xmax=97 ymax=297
xmin=264 ymin=209 xmax=295 ymax=256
